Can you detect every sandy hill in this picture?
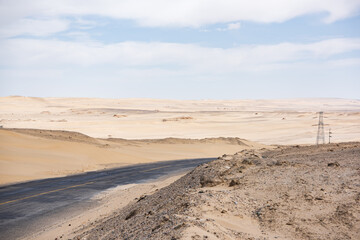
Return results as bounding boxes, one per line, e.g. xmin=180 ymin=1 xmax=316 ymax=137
xmin=0 ymin=128 xmax=264 ymax=185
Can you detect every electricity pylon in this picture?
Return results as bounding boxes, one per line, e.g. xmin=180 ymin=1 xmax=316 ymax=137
xmin=316 ymin=112 xmax=325 ymax=145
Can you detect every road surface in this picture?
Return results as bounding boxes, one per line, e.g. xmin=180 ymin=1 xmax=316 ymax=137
xmin=0 ymin=158 xmax=213 ymax=239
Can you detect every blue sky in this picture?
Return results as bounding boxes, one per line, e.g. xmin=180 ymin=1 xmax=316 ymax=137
xmin=0 ymin=0 xmax=360 ymax=99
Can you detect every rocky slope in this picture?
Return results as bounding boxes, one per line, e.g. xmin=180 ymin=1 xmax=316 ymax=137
xmin=73 ymin=142 xmax=360 ymax=240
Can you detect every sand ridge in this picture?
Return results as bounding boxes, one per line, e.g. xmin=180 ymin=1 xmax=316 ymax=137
xmin=0 ymin=128 xmax=263 ymax=185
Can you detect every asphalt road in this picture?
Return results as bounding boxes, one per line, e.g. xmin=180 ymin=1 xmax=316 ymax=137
xmin=0 ymin=158 xmax=213 ymax=239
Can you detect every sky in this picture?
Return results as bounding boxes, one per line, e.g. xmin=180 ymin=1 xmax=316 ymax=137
xmin=0 ymin=0 xmax=360 ymax=99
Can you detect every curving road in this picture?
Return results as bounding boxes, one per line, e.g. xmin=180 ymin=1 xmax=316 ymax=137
xmin=0 ymin=158 xmax=213 ymax=239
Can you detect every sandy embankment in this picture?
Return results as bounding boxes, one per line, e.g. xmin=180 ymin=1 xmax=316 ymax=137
xmin=0 ymin=128 xmax=262 ymax=185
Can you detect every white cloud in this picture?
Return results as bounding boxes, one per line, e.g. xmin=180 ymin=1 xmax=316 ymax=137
xmin=0 ymin=18 xmax=69 ymax=38
xmin=227 ymin=22 xmax=241 ymax=30
xmin=0 ymin=0 xmax=359 ymax=31
xmin=64 ymin=31 xmax=93 ymax=42
xmin=216 ymin=22 xmax=241 ymax=31
xmin=328 ymin=58 xmax=360 ymax=67
xmin=1 ymin=38 xmax=359 ymax=73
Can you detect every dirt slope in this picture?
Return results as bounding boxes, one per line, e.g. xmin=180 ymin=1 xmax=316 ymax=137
xmin=73 ymin=142 xmax=360 ymax=240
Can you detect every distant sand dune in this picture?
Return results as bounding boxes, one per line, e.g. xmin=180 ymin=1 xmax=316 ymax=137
xmin=0 ymin=97 xmax=359 ymax=144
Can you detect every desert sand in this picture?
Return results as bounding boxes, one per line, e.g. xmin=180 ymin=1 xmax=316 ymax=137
xmin=0 ymin=128 xmax=260 ymax=185
xmin=1 ymin=97 xmax=359 ymax=240
xmin=0 ymin=96 xmax=359 ymax=145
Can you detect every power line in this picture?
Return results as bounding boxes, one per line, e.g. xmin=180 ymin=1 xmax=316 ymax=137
xmin=316 ymin=112 xmax=325 ymax=145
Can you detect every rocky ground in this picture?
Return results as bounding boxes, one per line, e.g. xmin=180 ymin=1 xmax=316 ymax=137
xmin=73 ymin=142 xmax=360 ymax=240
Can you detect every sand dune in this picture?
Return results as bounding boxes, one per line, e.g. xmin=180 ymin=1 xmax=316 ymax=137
xmin=0 ymin=128 xmax=262 ymax=185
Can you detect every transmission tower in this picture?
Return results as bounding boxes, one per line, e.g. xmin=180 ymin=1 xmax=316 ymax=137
xmin=316 ymin=112 xmax=325 ymax=145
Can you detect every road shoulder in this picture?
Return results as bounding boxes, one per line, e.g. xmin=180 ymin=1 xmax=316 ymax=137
xmin=25 ymin=173 xmax=186 ymax=240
